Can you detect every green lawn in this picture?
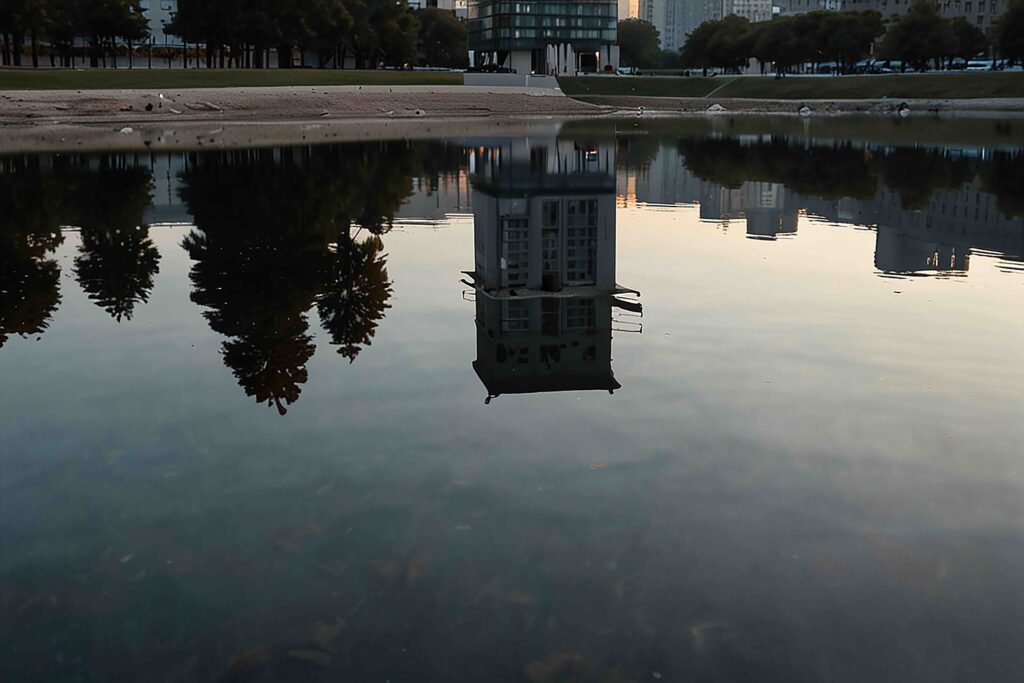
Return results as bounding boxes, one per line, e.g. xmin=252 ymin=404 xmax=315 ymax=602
xmin=0 ymin=68 xmax=463 ymax=90
xmin=558 ymin=72 xmax=1024 ymax=100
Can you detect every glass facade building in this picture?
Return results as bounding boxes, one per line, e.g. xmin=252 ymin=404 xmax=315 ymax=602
xmin=468 ymin=1 xmax=619 ymax=73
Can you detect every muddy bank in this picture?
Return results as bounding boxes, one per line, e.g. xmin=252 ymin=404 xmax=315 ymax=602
xmin=0 ymin=84 xmax=613 ymax=153
xmin=0 ymin=85 xmax=605 ymax=125
xmin=0 ymin=117 xmax=608 ymax=155
xmin=4 ymin=84 xmax=1023 ymax=154
xmin=577 ymin=94 xmax=1024 ymax=117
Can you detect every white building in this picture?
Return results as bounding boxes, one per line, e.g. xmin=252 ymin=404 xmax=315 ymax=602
xmin=408 ymin=0 xmax=469 ymax=20
xmin=722 ymin=0 xmax=772 ymax=23
xmin=466 ymin=132 xmax=641 ymax=402
xmin=773 ymin=0 xmax=841 ymax=17
xmin=641 ymin=0 xmax=722 ymax=52
xmin=139 ymin=0 xmax=181 ymax=47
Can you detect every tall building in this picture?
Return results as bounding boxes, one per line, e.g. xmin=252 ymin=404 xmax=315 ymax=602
xmin=408 ymin=0 xmax=470 ymax=20
xmin=619 ymin=0 xmax=641 ymax=19
xmin=139 ymin=0 xmax=180 ymax=47
xmin=464 ymin=132 xmax=642 ymax=402
xmin=722 ymin=0 xmax=772 ymax=23
xmin=467 ymin=0 xmax=620 ymax=74
xmin=773 ymin=0 xmax=842 ymax=16
xmin=843 ymin=0 xmax=1006 ymax=34
xmin=641 ymin=0 xmax=722 ymax=51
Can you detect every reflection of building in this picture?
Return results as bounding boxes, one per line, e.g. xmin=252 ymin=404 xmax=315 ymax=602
xmin=619 ymin=142 xmax=1023 ymax=276
xmin=395 ymin=173 xmax=473 ymax=226
xmin=464 ymin=134 xmax=641 ymax=402
xmin=805 ymin=177 xmax=1020 ymax=275
xmin=468 ymin=0 xmax=619 ymax=74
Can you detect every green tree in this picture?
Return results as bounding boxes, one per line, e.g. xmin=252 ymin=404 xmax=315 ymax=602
xmin=819 ymin=11 xmax=884 ymax=72
xmin=417 ymin=7 xmax=467 ymax=68
xmin=878 ymin=0 xmax=955 ymax=71
xmin=680 ymin=15 xmax=752 ymax=73
xmin=373 ymin=0 xmax=419 ymax=67
xmin=949 ymin=16 xmax=988 ymax=66
xmin=750 ymin=16 xmax=801 ymax=73
xmin=995 ymin=0 xmax=1024 ymax=64
xmin=618 ymin=18 xmax=660 ymax=69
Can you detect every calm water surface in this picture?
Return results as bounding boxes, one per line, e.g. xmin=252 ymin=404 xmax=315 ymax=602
xmin=1 ymin=119 xmax=1022 ymax=682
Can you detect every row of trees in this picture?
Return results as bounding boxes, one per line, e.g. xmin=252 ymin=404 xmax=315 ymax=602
xmin=877 ymin=0 xmax=1014 ymax=70
xmin=1 ymin=141 xmax=467 ymax=411
xmin=0 ymin=0 xmax=147 ymax=67
xmin=617 ymin=18 xmax=683 ymax=70
xmin=168 ymin=0 xmax=419 ymax=69
xmin=0 ymin=1 xmax=469 ymax=69
xmin=621 ymin=0 xmax=1024 ymax=73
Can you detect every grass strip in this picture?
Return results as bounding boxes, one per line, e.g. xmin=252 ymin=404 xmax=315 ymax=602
xmin=559 ymin=72 xmax=1024 ymax=100
xmin=0 ymin=68 xmax=463 ymax=91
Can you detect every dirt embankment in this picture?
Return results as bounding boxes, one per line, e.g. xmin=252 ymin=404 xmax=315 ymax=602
xmin=578 ymin=94 xmax=1024 ymax=116
xmin=0 ymin=85 xmax=611 ymax=153
xmin=3 ymin=85 xmax=1022 ymax=154
xmin=0 ymin=85 xmax=608 ymax=124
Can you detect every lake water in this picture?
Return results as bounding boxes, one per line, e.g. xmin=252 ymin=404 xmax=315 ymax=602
xmin=1 ymin=118 xmax=1022 ymax=682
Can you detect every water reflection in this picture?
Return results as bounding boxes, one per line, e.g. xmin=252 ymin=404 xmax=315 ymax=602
xmin=177 ymin=144 xmax=438 ymax=413
xmin=72 ymin=161 xmax=159 ymax=321
xmin=0 ymin=123 xmax=1022 ymax=682
xmin=624 ymin=134 xmax=1023 ymax=276
xmin=464 ymin=136 xmax=642 ymax=402
xmin=0 ymin=159 xmax=64 ymax=348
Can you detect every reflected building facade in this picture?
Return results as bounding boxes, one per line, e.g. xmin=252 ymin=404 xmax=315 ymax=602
xmin=464 ymin=133 xmax=641 ymax=402
xmin=617 ymin=143 xmax=1023 ymax=275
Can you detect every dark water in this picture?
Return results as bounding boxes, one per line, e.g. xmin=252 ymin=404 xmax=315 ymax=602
xmin=1 ymin=119 xmax=1022 ymax=683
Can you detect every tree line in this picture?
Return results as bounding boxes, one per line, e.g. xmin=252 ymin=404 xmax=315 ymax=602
xmin=0 ymin=0 xmax=148 ymax=67
xmin=0 ymin=141 xmax=468 ymax=414
xmin=620 ymin=0 xmax=1024 ymax=73
xmin=0 ymin=1 xmax=469 ymax=69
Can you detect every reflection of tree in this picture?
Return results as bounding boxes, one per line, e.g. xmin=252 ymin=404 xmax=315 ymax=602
xmin=179 ymin=143 xmax=419 ymax=414
xmin=0 ymin=241 xmax=62 ymax=349
xmin=0 ymin=158 xmax=68 ymax=348
xmin=180 ymin=149 xmax=330 ymax=415
xmin=679 ymin=137 xmax=878 ymax=200
xmin=873 ymin=148 xmax=975 ymax=211
xmin=979 ymin=151 xmax=1024 ymax=218
xmin=318 ymin=234 xmax=392 ymax=362
xmin=617 ymin=134 xmax=663 ymax=174
xmin=72 ymin=162 xmax=159 ymax=321
xmin=677 ymin=136 xmax=1024 ymax=214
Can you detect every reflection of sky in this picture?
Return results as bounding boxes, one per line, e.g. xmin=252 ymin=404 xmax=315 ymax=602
xmin=1 ymin=184 xmax=1023 ymax=680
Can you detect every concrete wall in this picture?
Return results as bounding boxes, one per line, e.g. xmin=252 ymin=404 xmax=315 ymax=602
xmin=464 ymin=73 xmax=562 ymax=88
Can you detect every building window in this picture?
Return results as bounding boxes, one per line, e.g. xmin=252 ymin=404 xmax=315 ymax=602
xmin=501 ymin=217 xmax=530 ymax=287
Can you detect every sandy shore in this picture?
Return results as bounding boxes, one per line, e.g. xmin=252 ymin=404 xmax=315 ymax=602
xmin=578 ymin=94 xmax=1024 ymax=116
xmin=2 ymin=84 xmax=1023 ymax=154
xmin=0 ymin=85 xmax=610 ymax=153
